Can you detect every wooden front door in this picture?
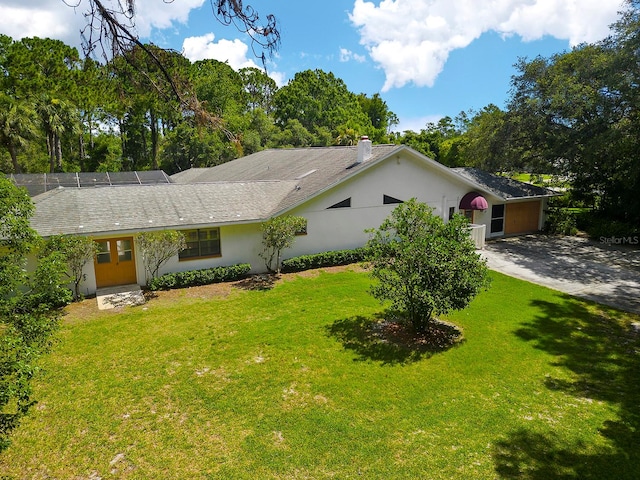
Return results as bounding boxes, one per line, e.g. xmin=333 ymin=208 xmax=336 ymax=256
xmin=94 ymin=237 xmax=137 ymax=288
xmin=505 ymin=201 xmax=541 ymax=235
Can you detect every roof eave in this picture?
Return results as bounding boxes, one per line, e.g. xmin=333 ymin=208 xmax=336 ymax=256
xmin=37 ymin=216 xmax=271 ymax=238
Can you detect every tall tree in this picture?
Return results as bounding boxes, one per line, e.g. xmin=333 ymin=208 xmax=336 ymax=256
xmin=459 ymin=105 xmax=513 ymax=171
xmin=507 ymin=0 xmax=640 ymax=224
xmin=1 ymin=37 xmax=84 ymax=172
xmin=35 ymin=94 xmax=79 ymax=172
xmin=3 ymin=37 xmax=81 ymax=101
xmin=239 ymin=66 xmax=278 ymax=113
xmin=357 ymin=92 xmax=397 ymax=143
xmin=273 ymin=69 xmax=372 ymax=141
xmin=108 ymin=44 xmax=189 ymax=170
xmin=78 ymin=0 xmax=279 ymax=118
xmin=397 ymin=116 xmax=464 ymax=166
xmin=0 ymin=94 xmax=38 ymax=173
xmin=191 ymin=59 xmax=246 ymax=119
xmin=71 ymin=58 xmax=112 ymax=170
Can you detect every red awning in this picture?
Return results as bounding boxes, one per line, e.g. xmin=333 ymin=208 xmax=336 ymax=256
xmin=459 ymin=192 xmax=488 ymax=210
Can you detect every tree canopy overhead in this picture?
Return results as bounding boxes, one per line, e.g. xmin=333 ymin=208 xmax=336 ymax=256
xmin=74 ymin=0 xmax=279 ymax=108
xmin=0 ymin=32 xmax=397 ymax=174
xmin=504 ymin=1 xmax=640 ymax=223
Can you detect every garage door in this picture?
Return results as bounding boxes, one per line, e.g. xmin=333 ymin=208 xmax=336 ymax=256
xmin=505 ymin=201 xmax=541 ymax=235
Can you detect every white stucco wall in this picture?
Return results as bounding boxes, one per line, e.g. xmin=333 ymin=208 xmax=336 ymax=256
xmin=80 ymin=225 xmax=265 ymax=295
xmin=156 ymin=223 xmax=265 ymax=279
xmin=285 ymin=153 xmax=475 ymax=258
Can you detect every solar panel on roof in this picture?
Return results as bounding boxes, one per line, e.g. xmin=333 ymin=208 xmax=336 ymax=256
xmin=46 ymin=173 xmax=80 ymax=188
xmin=10 ymin=174 xmax=40 ymax=185
xmin=6 ymin=170 xmax=172 ymax=196
xmin=138 ymin=170 xmax=172 ymax=184
xmin=8 ymin=174 xmax=46 ymax=196
xmin=77 ymin=172 xmax=110 ymax=186
xmin=108 ymin=171 xmax=140 ymax=184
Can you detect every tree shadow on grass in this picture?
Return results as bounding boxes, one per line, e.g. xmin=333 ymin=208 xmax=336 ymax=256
xmin=492 ymin=428 xmax=636 ymax=480
xmin=492 ymin=294 xmax=640 ymax=479
xmin=234 ymin=274 xmax=278 ymax=291
xmin=0 ymin=413 xmax=20 ymax=453
xmin=326 ymin=312 xmax=464 ymax=365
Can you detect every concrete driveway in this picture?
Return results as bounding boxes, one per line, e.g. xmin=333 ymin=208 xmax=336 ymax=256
xmin=481 ymin=235 xmax=640 ymax=314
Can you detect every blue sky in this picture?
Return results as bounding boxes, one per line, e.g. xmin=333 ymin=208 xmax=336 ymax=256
xmin=0 ymin=0 xmax=626 ymax=132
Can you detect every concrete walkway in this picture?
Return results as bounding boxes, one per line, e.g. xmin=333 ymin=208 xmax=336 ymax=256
xmin=96 ymin=284 xmax=145 ymax=310
xmin=481 ymin=235 xmax=640 ymax=314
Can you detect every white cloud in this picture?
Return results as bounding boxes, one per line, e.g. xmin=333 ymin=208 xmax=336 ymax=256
xmin=350 ymin=0 xmax=624 ymax=91
xmin=339 ymin=47 xmax=366 ymax=63
xmin=268 ymin=71 xmax=287 ymax=88
xmin=131 ymin=0 xmax=205 ymax=37
xmin=182 ymin=33 xmax=286 ymax=86
xmin=394 ymin=114 xmax=443 ymax=133
xmin=183 ymin=33 xmax=260 ymax=68
xmin=0 ymin=1 xmax=82 ymax=48
xmin=0 ymin=0 xmax=204 ymax=52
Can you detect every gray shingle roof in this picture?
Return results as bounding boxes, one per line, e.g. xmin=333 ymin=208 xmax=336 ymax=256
xmin=171 ymin=144 xmax=401 ymax=212
xmin=171 ymin=145 xmax=398 ymax=183
xmin=32 ymin=181 xmax=296 ymax=237
xmin=29 ymin=146 xmax=556 ymax=238
xmin=452 ymin=168 xmax=557 ymax=200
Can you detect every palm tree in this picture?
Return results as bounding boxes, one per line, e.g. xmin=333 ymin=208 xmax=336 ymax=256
xmin=36 ymin=94 xmax=80 ymax=172
xmin=0 ymin=94 xmax=38 ymax=173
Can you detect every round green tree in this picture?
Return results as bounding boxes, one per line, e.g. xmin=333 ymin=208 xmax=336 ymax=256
xmin=366 ymin=199 xmax=490 ymax=333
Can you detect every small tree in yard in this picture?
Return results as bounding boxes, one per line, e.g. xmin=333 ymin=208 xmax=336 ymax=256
xmin=137 ymin=230 xmax=187 ymax=285
xmin=260 ymin=215 xmax=307 ymax=274
xmin=366 ymin=199 xmax=490 ymax=333
xmin=41 ymin=235 xmax=98 ymax=300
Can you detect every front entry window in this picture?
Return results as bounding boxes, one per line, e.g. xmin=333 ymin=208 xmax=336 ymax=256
xmin=117 ymin=239 xmax=133 ymax=261
xmin=96 ymin=241 xmax=111 ymax=264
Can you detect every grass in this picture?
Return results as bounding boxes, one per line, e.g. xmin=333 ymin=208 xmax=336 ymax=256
xmin=509 ymin=173 xmax=572 ymax=189
xmin=510 ymin=173 xmax=553 ymax=185
xmin=1 ymin=268 xmax=639 ymax=479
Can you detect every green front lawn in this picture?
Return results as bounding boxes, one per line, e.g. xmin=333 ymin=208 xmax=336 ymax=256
xmin=1 ymin=269 xmax=638 ymax=479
